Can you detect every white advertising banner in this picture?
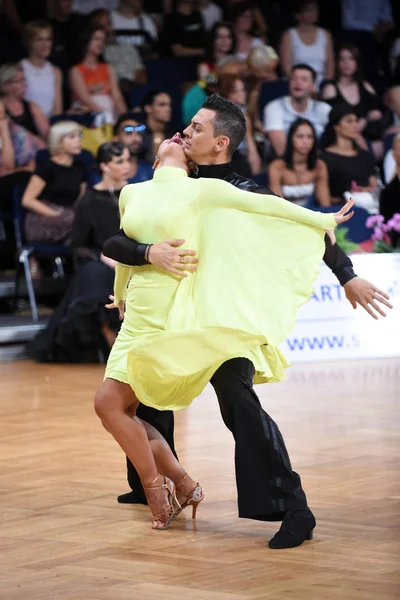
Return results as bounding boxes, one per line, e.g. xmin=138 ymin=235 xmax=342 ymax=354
xmin=282 ymin=253 xmax=400 ymax=362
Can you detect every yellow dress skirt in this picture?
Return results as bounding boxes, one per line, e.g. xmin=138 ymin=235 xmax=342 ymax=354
xmin=105 ymin=166 xmax=337 ymax=411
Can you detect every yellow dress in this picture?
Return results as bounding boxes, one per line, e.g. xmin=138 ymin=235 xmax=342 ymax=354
xmin=105 ymin=166 xmax=336 ymax=411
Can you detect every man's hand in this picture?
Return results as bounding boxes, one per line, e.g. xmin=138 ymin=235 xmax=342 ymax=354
xmin=344 ymin=278 xmax=393 ymax=319
xmin=105 ymin=295 xmax=125 ymax=320
xmin=148 ymin=239 xmax=198 ymax=277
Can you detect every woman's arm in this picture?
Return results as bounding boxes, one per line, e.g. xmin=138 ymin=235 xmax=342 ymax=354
xmin=321 ymin=82 xmax=337 ymax=101
xmin=30 ymin=102 xmax=50 ymax=140
xmin=197 ymin=62 xmax=210 ymax=80
xmin=53 ymin=67 xmax=63 ymax=115
xmin=69 ymin=67 xmax=105 ymax=113
xmin=267 ymin=160 xmax=283 ymax=197
xmin=200 ymin=178 xmax=338 ymax=231
xmin=324 ymin=31 xmax=335 ymax=81
xmin=0 ymin=106 xmax=15 ymax=171
xmin=315 ymin=160 xmax=331 ymax=207
xmin=113 ymin=262 xmax=132 ymax=304
xmin=109 ymin=65 xmax=127 ymax=115
xmin=245 ymin=118 xmax=261 ymax=175
xmin=279 ymin=30 xmax=292 ymax=79
xmin=21 ymin=174 xmax=61 ymax=217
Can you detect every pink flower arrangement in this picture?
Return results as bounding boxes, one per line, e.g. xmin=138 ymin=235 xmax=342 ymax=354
xmin=366 ymin=213 xmax=400 ymax=252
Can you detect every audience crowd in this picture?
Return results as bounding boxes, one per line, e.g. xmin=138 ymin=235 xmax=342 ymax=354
xmin=1 ymin=0 xmax=400 ymax=358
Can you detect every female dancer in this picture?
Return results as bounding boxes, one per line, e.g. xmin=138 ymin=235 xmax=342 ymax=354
xmin=95 ymin=132 xmax=353 ymax=531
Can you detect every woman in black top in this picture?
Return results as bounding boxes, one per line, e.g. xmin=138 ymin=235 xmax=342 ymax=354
xmin=29 ymin=141 xmax=132 ymax=362
xmin=21 ymin=120 xmax=86 ymax=243
xmin=322 ymin=44 xmax=384 ymax=160
xmin=0 ymin=62 xmax=49 ymax=143
xmin=320 ymin=104 xmax=378 ymax=204
xmin=380 ymin=133 xmax=400 ymax=249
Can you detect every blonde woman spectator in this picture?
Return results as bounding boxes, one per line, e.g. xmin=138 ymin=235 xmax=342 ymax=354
xmin=0 ymin=63 xmax=49 ymax=145
xmin=246 ymin=45 xmax=278 ymax=136
xmin=21 ymin=20 xmax=63 ymax=118
xmin=22 ymin=120 xmax=86 ymax=245
xmin=280 ymin=0 xmax=334 ymax=88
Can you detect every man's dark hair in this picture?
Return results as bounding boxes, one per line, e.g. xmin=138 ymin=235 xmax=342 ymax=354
xmin=141 ymin=89 xmax=167 ymax=109
xmin=114 ymin=112 xmax=141 ymax=135
xmin=201 ymin=94 xmax=246 ymax=157
xmin=291 ymin=63 xmax=317 ymax=82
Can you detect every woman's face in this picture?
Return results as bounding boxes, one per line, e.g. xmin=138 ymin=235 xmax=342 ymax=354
xmin=31 ymin=28 xmax=53 ymax=59
xmin=297 ymin=2 xmax=319 ymax=25
xmin=60 ymin=130 xmax=82 ymax=155
xmin=88 ymin=29 xmax=105 ymax=56
xmin=4 ymin=69 xmax=27 ymax=99
xmin=292 ymin=123 xmax=314 ymax=155
xmin=214 ymin=26 xmax=233 ymax=54
xmin=235 ymin=10 xmax=254 ymax=34
xmin=338 ymin=49 xmax=357 ymax=78
xmin=104 ymin=147 xmax=132 ymax=180
xmin=335 ymin=113 xmax=359 ymax=140
xmin=157 ymin=133 xmax=189 ymax=172
xmin=227 ymin=79 xmax=246 ymax=107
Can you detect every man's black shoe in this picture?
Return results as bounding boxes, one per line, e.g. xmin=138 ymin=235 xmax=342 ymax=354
xmin=117 ymin=491 xmax=148 ymax=505
xmin=268 ymin=509 xmax=316 ymax=549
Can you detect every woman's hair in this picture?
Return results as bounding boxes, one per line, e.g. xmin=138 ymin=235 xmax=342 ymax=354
xmin=247 ymin=44 xmax=278 ymax=68
xmin=48 ymin=120 xmax=82 ymax=155
xmin=284 ymin=118 xmax=318 ymax=170
xmin=0 ymin=63 xmax=21 ymax=91
xmin=88 ymin=8 xmax=110 ymax=26
xmin=206 ymin=22 xmax=235 ymax=61
xmin=336 ymin=43 xmax=363 ymax=82
xmin=295 ymin=0 xmax=318 ymax=13
xmin=321 ymin=103 xmax=358 ymax=148
xmin=229 ymin=1 xmax=256 ymax=30
xmin=76 ymin=26 xmax=106 ymax=64
xmin=97 ymin=141 xmax=126 ymax=165
xmin=22 ymin=20 xmax=53 ymax=49
xmin=217 ymin=74 xmax=244 ymax=99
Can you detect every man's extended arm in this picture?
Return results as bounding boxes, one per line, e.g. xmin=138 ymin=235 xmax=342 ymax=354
xmin=103 ymin=230 xmax=148 ymax=266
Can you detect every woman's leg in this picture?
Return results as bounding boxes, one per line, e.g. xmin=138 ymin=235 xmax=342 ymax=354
xmin=94 ymin=378 xmax=180 ymax=527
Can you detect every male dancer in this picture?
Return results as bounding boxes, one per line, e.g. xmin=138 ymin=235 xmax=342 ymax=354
xmin=101 ymin=95 xmax=392 ymax=549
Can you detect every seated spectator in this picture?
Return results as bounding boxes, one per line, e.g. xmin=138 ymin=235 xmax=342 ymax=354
xmin=198 ymin=22 xmax=236 ymax=80
xmin=383 ymin=132 xmax=400 ymax=183
xmin=0 ymin=97 xmax=38 ymax=177
xmin=69 ymin=26 xmax=127 ymax=122
xmin=161 ymin=0 xmax=206 ymax=59
xmin=113 ymin=113 xmax=153 ymax=182
xmin=21 ymin=20 xmax=63 ymax=118
xmin=217 ymin=74 xmax=261 ymax=175
xmin=197 ymin=0 xmax=223 ymax=32
xmin=182 ymin=74 xmax=219 ymax=126
xmin=279 ymin=0 xmax=334 ymax=88
xmin=51 ymin=0 xmax=88 ymax=70
xmin=28 ymin=141 xmax=131 ymax=363
xmin=268 ymin=118 xmax=331 ymax=206
xmin=320 ymin=105 xmax=378 ymax=208
xmin=89 ymin=8 xmax=147 ymax=99
xmin=21 ymin=120 xmax=86 ymax=247
xmin=0 ymin=62 xmax=49 ymax=144
xmin=230 ymin=1 xmax=265 ymax=62
xmin=140 ymin=90 xmax=174 ymax=162
xmin=322 ymin=43 xmax=385 ymax=160
xmin=380 ymin=133 xmax=400 ymax=247
xmin=246 ymin=44 xmax=279 ymax=137
xmin=386 ymin=54 xmax=400 ymax=131
xmin=111 ymin=0 xmax=158 ymax=59
xmin=263 ymin=63 xmax=331 ymax=157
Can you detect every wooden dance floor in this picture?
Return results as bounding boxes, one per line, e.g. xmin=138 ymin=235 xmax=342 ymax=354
xmin=1 ymin=359 xmax=399 ymax=600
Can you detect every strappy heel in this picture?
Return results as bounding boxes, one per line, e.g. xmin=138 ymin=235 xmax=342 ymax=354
xmin=144 ymin=475 xmax=181 ymax=530
xmin=175 ymin=474 xmax=205 ymax=519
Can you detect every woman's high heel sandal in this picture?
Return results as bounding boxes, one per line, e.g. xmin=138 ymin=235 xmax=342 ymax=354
xmin=175 ymin=474 xmax=205 ymax=519
xmin=144 ymin=475 xmax=181 ymax=530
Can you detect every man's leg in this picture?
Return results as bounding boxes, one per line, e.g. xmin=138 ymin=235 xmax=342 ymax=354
xmin=211 ymin=358 xmax=315 ymax=548
xmin=121 ymin=405 xmax=177 ymax=504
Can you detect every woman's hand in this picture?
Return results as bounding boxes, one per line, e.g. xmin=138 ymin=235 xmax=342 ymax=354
xmin=326 ymin=198 xmax=355 ymax=245
xmin=105 ymin=295 xmax=125 ymax=320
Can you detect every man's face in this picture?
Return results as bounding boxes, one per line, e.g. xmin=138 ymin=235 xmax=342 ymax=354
xmin=289 ymin=68 xmax=315 ymax=101
xmin=183 ymin=108 xmax=220 ymax=163
xmin=57 ymin=0 xmax=73 ymax=17
xmin=147 ymin=93 xmax=172 ymax=124
xmin=117 ymin=120 xmax=145 ymax=155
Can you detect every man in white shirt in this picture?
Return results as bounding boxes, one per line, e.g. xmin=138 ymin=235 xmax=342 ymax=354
xmin=263 ymin=63 xmax=331 ymax=157
xmin=111 ymin=0 xmax=158 ymax=51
